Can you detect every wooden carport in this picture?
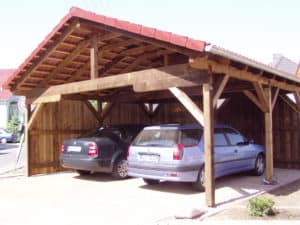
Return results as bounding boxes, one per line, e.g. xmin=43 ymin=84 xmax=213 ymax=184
xmin=5 ymin=7 xmax=300 ymax=207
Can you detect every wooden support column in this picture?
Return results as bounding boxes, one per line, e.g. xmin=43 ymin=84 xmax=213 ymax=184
xmin=90 ymin=34 xmax=98 ymax=79
xmin=264 ymin=87 xmax=273 ymax=183
xmin=203 ymin=82 xmax=215 ymax=207
xmin=25 ymin=104 xmax=31 ymax=177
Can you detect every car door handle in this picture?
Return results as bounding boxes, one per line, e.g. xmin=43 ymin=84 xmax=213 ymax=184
xmin=234 ymin=149 xmax=238 ymax=153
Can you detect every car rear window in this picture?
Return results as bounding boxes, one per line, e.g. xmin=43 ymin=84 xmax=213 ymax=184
xmin=133 ymin=129 xmax=179 ymax=147
xmin=133 ymin=128 xmax=202 ymax=147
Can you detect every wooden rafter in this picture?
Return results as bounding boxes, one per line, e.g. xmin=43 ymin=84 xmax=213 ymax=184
xmin=13 ymin=20 xmax=81 ymax=90
xmin=100 ymin=56 xmax=124 ymax=76
xmin=39 ymin=39 xmax=90 ymax=86
xmin=121 ymin=49 xmax=171 ymax=73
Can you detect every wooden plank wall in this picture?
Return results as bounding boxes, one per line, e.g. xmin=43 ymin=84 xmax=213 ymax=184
xmin=218 ymin=95 xmax=300 ymax=169
xmin=29 ymin=100 xmax=98 ymax=175
xmin=28 ymin=94 xmax=300 ymax=175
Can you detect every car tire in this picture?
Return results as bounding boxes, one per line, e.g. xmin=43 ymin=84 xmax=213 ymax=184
xmin=112 ymin=159 xmax=128 ymax=179
xmin=143 ymin=178 xmax=160 ymax=185
xmin=1 ymin=138 xmax=7 ymax=144
xmin=76 ymin=170 xmax=91 ymax=176
xmin=253 ymin=154 xmax=265 ymax=176
xmin=192 ymin=166 xmax=205 ymax=192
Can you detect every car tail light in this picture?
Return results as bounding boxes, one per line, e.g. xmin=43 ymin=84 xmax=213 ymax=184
xmin=127 ymin=146 xmax=131 ymax=158
xmin=60 ymin=144 xmax=64 ymax=154
xmin=88 ymin=143 xmax=98 ymax=157
xmin=173 ymin=144 xmax=184 ymax=160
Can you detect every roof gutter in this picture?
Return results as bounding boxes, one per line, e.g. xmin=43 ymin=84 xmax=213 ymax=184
xmin=205 ymin=45 xmax=300 ymax=85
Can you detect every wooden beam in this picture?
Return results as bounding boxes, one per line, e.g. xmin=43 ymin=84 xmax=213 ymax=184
xmin=27 ymin=104 xmax=44 ymax=130
xmin=253 ymin=82 xmax=268 ymax=111
xmin=213 ymin=74 xmax=229 ymax=108
xmin=25 ymin=104 xmax=31 ymax=176
xmin=203 ymin=83 xmax=215 ymax=207
xmin=13 ymin=20 xmax=80 ymax=90
xmin=101 ymin=102 xmax=115 ymax=119
xmin=83 ymin=100 xmax=102 ymax=124
xmin=169 ymin=87 xmax=204 ymax=126
xmin=190 ymin=57 xmax=300 ymax=93
xmin=28 ymin=64 xmax=209 ymax=100
xmin=27 ymin=94 xmax=61 ymax=104
xmin=90 ymin=34 xmax=99 ymax=79
xmin=243 ymin=90 xmax=266 ymax=112
xmin=272 ymin=88 xmax=279 ymax=110
xmin=264 ymin=87 xmax=274 ymax=183
xmin=279 ymin=94 xmax=300 ymax=114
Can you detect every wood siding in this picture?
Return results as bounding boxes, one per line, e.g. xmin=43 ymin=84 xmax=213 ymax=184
xmin=28 ymin=95 xmax=300 ymax=175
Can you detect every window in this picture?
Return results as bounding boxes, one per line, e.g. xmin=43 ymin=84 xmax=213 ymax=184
xmin=214 ymin=133 xmax=228 ymax=146
xmin=181 ymin=129 xmax=202 ymax=147
xmin=224 ymin=129 xmax=245 ymax=145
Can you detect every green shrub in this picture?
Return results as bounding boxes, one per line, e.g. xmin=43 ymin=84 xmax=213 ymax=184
xmin=247 ymin=197 xmax=275 ymax=217
xmin=7 ymin=112 xmax=20 ymax=142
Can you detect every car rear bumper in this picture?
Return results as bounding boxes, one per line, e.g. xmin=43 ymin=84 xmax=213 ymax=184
xmin=128 ymin=163 xmax=199 ymax=182
xmin=59 ymin=156 xmax=111 ymax=173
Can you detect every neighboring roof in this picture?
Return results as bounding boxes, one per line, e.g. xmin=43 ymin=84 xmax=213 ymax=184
xmin=269 ymin=54 xmax=298 ymax=75
xmin=0 ymin=69 xmax=14 ymax=100
xmin=5 ymin=7 xmax=207 ymax=92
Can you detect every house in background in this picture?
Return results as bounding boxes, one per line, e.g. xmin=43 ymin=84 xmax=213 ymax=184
xmin=0 ymin=69 xmax=22 ymax=129
xmin=269 ymin=53 xmax=298 ymax=75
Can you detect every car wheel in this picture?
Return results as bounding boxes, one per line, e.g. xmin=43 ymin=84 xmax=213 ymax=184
xmin=112 ymin=159 xmax=128 ymax=179
xmin=76 ymin=170 xmax=91 ymax=176
xmin=143 ymin=178 xmax=160 ymax=185
xmin=192 ymin=166 xmax=205 ymax=192
xmin=1 ymin=138 xmax=7 ymax=144
xmin=253 ymin=154 xmax=265 ymax=176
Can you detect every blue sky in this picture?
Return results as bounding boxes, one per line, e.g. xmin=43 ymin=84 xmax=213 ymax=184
xmin=0 ymin=0 xmax=299 ymax=69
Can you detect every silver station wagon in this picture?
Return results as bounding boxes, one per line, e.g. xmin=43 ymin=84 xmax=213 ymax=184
xmin=127 ymin=124 xmax=265 ymax=191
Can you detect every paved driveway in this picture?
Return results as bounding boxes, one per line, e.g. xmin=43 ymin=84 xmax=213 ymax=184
xmin=1 ymin=168 xmax=300 ymax=225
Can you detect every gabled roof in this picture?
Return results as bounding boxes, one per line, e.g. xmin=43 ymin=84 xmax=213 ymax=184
xmin=4 ymin=7 xmax=300 ymax=97
xmin=5 ymin=7 xmax=207 ymax=93
xmin=0 ymin=69 xmax=14 ymax=100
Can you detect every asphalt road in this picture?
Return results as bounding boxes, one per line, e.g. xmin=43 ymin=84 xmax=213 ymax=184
xmin=0 ymin=143 xmax=24 ymax=174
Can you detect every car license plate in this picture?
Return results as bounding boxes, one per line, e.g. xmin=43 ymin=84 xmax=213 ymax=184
xmin=67 ymin=146 xmax=82 ymax=152
xmin=139 ymin=154 xmax=159 ymax=162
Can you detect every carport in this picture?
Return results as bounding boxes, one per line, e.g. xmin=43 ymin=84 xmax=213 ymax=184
xmin=5 ymin=7 xmax=300 ymax=207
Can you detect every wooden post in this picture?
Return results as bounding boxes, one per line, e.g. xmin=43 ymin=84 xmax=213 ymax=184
xmin=25 ymin=104 xmax=31 ymax=176
xmin=203 ymin=83 xmax=215 ymax=207
xmin=264 ymin=87 xmax=273 ymax=182
xmin=90 ymin=34 xmax=98 ymax=79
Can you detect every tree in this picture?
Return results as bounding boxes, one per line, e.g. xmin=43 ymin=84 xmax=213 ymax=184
xmin=7 ymin=112 xmax=19 ymax=135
